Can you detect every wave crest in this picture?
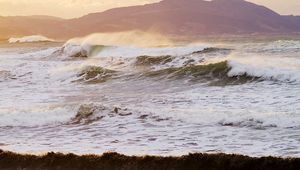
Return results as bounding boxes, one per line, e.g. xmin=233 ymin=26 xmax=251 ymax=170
xmin=76 ymin=66 xmax=117 ymax=84
xmin=143 ymin=61 xmax=256 ymax=85
xmin=8 ymin=35 xmax=54 ymax=43
xmin=227 ymin=57 xmax=300 ymax=83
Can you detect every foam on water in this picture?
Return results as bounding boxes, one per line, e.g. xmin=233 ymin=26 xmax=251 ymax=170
xmin=0 ymin=105 xmax=75 ymax=127
xmin=225 ymin=52 xmax=300 ymax=83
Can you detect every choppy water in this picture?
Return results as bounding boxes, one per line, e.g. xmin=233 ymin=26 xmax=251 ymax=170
xmin=0 ymin=39 xmax=300 ymax=157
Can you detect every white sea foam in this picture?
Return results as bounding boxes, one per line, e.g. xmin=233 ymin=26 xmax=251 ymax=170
xmin=61 ymin=43 xmax=83 ymax=57
xmin=8 ymin=35 xmax=54 ymax=43
xmin=0 ymin=105 xmax=75 ymax=127
xmin=227 ymin=55 xmax=300 ymax=82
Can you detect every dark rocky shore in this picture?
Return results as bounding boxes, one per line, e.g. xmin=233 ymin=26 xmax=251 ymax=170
xmin=0 ymin=150 xmax=299 ymax=170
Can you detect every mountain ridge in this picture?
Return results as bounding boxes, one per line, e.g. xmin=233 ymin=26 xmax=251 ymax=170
xmin=0 ymin=0 xmax=300 ymax=39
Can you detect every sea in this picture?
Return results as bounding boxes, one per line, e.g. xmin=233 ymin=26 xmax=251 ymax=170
xmin=0 ymin=35 xmax=299 ymax=157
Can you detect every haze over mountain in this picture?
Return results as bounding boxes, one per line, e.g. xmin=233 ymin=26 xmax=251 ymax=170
xmin=0 ymin=0 xmax=300 ymax=40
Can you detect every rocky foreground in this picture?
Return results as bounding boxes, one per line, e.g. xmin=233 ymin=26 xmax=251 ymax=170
xmin=0 ymin=150 xmax=299 ymax=170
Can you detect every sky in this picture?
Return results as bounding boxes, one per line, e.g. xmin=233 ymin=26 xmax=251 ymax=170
xmin=0 ymin=0 xmax=299 ymax=18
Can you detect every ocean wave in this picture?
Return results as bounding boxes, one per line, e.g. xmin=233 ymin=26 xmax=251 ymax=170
xmin=57 ymin=31 xmax=174 ymax=58
xmin=137 ymin=56 xmax=300 ymax=85
xmin=257 ymin=40 xmax=300 ymax=53
xmin=219 ymin=118 xmax=277 ymax=130
xmin=0 ymin=70 xmax=15 ymax=82
xmin=75 ymin=66 xmax=117 ymax=84
xmin=70 ymin=104 xmax=134 ymax=125
xmin=56 ymin=43 xmax=231 ymax=79
xmin=135 ymin=55 xmax=174 ymax=66
xmin=134 ymin=48 xmax=231 ymax=67
xmin=67 ymin=59 xmax=300 ymax=86
xmin=50 ymin=41 xmax=300 ymax=86
xmin=71 ymin=104 xmax=110 ymax=124
xmin=8 ymin=35 xmax=54 ymax=43
xmin=58 ymin=43 xmax=106 ymax=58
xmin=216 ymin=110 xmax=300 ymax=129
xmin=60 ymin=39 xmax=217 ymax=59
xmin=191 ymin=47 xmax=232 ymax=54
xmin=0 ymin=104 xmax=125 ymax=127
xmin=227 ymin=56 xmax=300 ymax=83
xmin=142 ymin=61 xmax=256 ymax=85
xmin=0 ymin=105 xmax=75 ymax=127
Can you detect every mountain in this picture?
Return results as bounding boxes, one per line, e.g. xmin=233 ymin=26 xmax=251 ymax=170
xmin=0 ymin=0 xmax=300 ymax=39
xmin=0 ymin=16 xmax=66 ymax=39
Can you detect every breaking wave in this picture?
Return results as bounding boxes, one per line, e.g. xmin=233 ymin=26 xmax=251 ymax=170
xmin=141 ymin=61 xmax=257 ymax=85
xmin=227 ymin=55 xmax=300 ymax=83
xmin=0 ymin=105 xmax=75 ymax=127
xmin=8 ymin=35 xmax=54 ymax=43
xmin=59 ymin=43 xmax=212 ymax=59
xmin=143 ymin=58 xmax=300 ymax=84
xmin=54 ymin=42 xmax=300 ymax=85
xmin=1 ymin=38 xmax=300 ymax=157
xmin=75 ymin=66 xmax=117 ymax=84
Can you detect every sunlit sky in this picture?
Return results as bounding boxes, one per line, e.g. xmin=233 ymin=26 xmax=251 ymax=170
xmin=0 ymin=0 xmax=299 ymax=18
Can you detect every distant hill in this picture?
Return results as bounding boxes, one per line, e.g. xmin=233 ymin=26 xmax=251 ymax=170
xmin=0 ymin=16 xmax=66 ymax=39
xmin=0 ymin=0 xmax=300 ymax=39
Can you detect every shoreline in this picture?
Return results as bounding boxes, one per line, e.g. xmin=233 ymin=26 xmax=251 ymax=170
xmin=0 ymin=150 xmax=299 ymax=170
